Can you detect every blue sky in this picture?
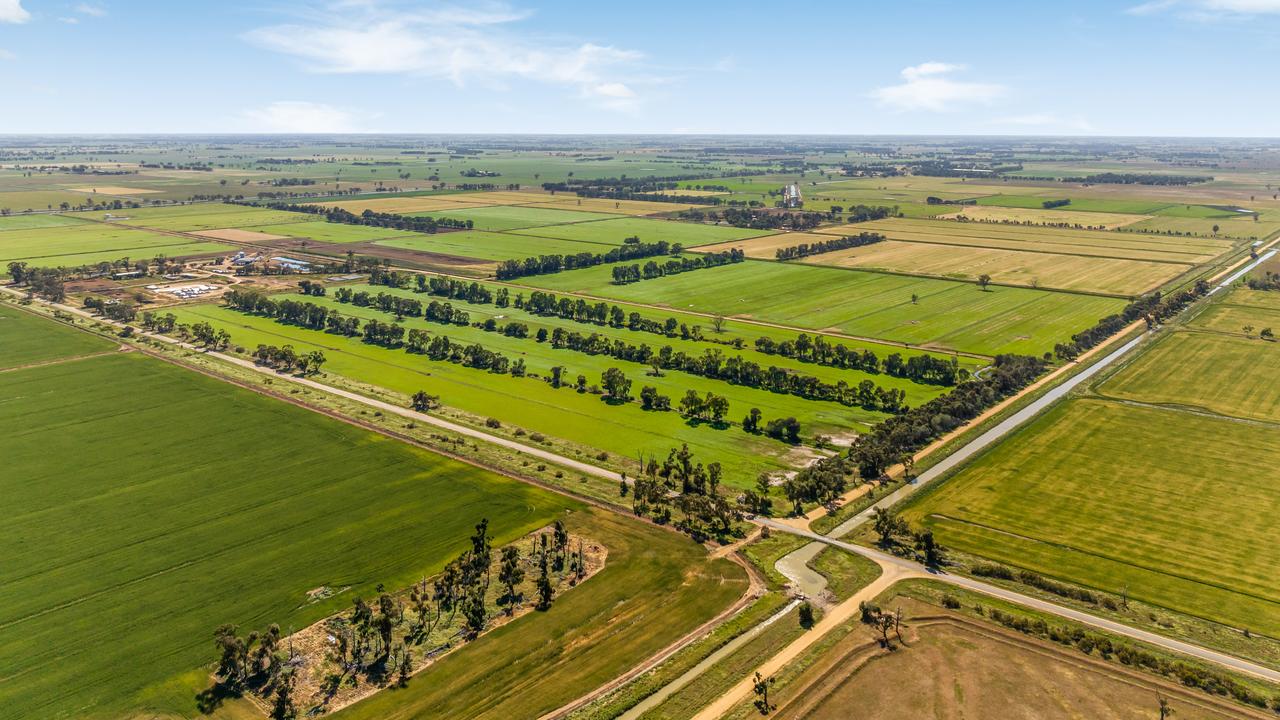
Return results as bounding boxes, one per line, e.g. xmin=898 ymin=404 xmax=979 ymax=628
xmin=1 ymin=0 xmax=1278 ymax=135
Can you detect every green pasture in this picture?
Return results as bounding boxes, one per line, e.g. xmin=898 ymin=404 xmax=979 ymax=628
xmin=512 ymin=260 xmax=1123 ymax=357
xmin=245 ymin=220 xmax=421 ymax=244
xmin=0 ymin=223 xmax=233 ymax=266
xmin=903 ymin=398 xmax=1280 ymax=636
xmin=0 ymin=349 xmax=570 ymax=718
xmin=374 ymin=230 xmax=611 ymax=262
xmin=0 ymin=304 xmax=114 ymax=369
xmin=408 ymin=205 xmax=618 ymax=231
xmin=0 ymin=214 xmax=90 ymax=231
xmin=509 ymin=217 xmax=772 ymax=247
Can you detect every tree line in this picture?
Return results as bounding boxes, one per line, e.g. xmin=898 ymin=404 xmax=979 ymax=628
xmin=754 ymin=334 xmax=962 ymax=386
xmin=256 ymin=201 xmax=473 ymax=233
xmin=495 ymin=239 xmax=680 ymax=281
xmin=1053 ymin=280 xmax=1210 ymax=361
xmin=628 ymin=444 xmax=739 ymax=541
xmin=610 ymin=248 xmax=744 ymax=284
xmin=774 ymin=232 xmax=884 ymax=261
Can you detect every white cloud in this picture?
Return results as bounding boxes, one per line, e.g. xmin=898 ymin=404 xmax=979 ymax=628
xmin=1128 ymin=0 xmax=1280 ymax=16
xmin=243 ymin=1 xmax=646 ymax=110
xmin=75 ymin=3 xmax=107 ymax=17
xmin=872 ymin=62 xmax=1005 ymax=112
xmin=0 ymin=0 xmax=30 ymax=23
xmin=241 ymin=101 xmax=368 ymax=133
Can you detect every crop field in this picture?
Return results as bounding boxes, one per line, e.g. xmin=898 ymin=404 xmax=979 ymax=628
xmin=316 ymin=196 xmax=502 ymax=215
xmin=938 ymin=205 xmax=1152 ymax=229
xmin=0 ymin=304 xmax=115 ymax=369
xmin=0 ymin=345 xmax=573 ymax=718
xmin=1128 ymin=213 xmax=1280 ymax=240
xmin=165 ymin=289 xmax=922 ymax=483
xmin=509 ymin=216 xmax=771 ymax=247
xmin=974 ymin=194 xmax=1174 ymax=214
xmin=0 ymin=214 xmax=89 ymax=231
xmin=0 ymin=190 xmax=99 ymax=213
xmin=825 ymin=217 xmax=1232 ymax=263
xmin=700 ymin=235 xmax=1182 ymax=294
xmin=903 ymin=398 xmax=1280 ymax=635
xmin=1100 ymin=330 xmax=1280 ymax=422
xmin=242 ymin=220 xmax=424 ymax=244
xmin=374 ymin=229 xmax=612 ymax=261
xmin=515 ymin=260 xmax=1125 ymax=356
xmin=1191 ymin=301 xmax=1280 ymax=334
xmin=0 ymin=222 xmax=235 ymax=266
xmin=411 ymin=205 xmax=617 ymax=231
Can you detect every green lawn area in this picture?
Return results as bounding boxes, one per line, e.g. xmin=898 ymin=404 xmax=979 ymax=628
xmin=330 ymin=509 xmax=747 ymax=720
xmin=0 ymin=223 xmax=234 ymax=266
xmin=374 ymin=229 xmax=612 ymax=261
xmin=1098 ymin=330 xmax=1280 ymax=422
xmin=0 ymin=303 xmax=115 ymax=369
xmin=0 ymin=348 xmax=571 ymax=718
xmin=903 ymin=398 xmax=1280 ymax=635
xmin=408 ymin=205 xmax=618 ymax=231
xmin=166 ymin=292 xmax=898 ymax=485
xmin=513 ymin=260 xmax=1123 ymax=357
xmin=0 ymin=214 xmax=90 ymax=231
xmin=245 ymin=220 xmax=422 ymax=244
xmin=509 ymin=217 xmax=773 ymax=247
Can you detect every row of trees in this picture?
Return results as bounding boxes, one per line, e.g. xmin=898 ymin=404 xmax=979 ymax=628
xmin=82 ymin=296 xmax=137 ymax=322
xmin=1246 ymin=271 xmax=1280 ymax=291
xmin=250 ymin=344 xmax=327 ymax=374
xmin=495 ymin=239 xmax=680 ymax=281
xmin=257 ymin=201 xmax=473 ymax=233
xmin=1054 ymin=280 xmax=1210 ymax=361
xmin=629 ymin=444 xmax=739 ymax=541
xmin=610 ymin=248 xmax=745 ymax=284
xmin=334 ymin=288 xmax=472 ymax=326
xmin=774 ymin=232 xmax=884 ymax=261
xmin=754 ymin=334 xmax=961 ymax=386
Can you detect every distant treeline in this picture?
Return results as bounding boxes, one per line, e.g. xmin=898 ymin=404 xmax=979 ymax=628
xmin=611 ymin=248 xmax=744 ymax=284
xmin=1053 ymin=279 xmax=1210 ymax=361
xmin=775 ymin=232 xmax=884 ymax=261
xmin=260 ymin=201 xmax=473 ymax=233
xmin=495 ymin=239 xmax=679 ymax=281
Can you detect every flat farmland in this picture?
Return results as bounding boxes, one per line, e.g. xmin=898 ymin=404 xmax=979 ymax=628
xmin=244 ymin=220 xmax=424 ymax=244
xmin=938 ymin=205 xmax=1151 ymax=229
xmin=515 ymin=260 xmax=1124 ymax=356
xmin=0 ymin=214 xmax=89 ymax=231
xmin=1099 ymin=331 xmax=1280 ymax=422
xmin=0 ymin=190 xmax=99 ymax=212
xmin=700 ymin=235 xmax=1183 ymax=294
xmin=0 ymin=304 xmax=114 ymax=369
xmin=824 ymin=217 xmax=1231 ymax=263
xmin=509 ymin=217 xmax=771 ymax=247
xmin=165 ymin=293 xmax=904 ymax=484
xmin=1191 ymin=301 xmax=1280 ymax=334
xmin=1129 ymin=213 xmax=1280 ymax=240
xmin=975 ymin=194 xmax=1173 ymax=215
xmin=530 ymin=195 xmax=699 ymax=215
xmin=315 ymin=196 xmax=499 ymax=215
xmin=904 ymin=398 xmax=1280 ymax=636
xmin=0 ymin=349 xmax=572 ymax=718
xmin=411 ymin=205 xmax=617 ymax=231
xmin=0 ymin=223 xmax=234 ymax=266
xmin=374 ymin=229 xmax=612 ymax=261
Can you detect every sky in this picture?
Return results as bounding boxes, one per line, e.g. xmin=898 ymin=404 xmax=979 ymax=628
xmin=1 ymin=0 xmax=1278 ymax=136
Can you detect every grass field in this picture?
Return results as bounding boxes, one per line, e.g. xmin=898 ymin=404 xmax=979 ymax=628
xmin=165 ymin=287 xmax=931 ymax=483
xmin=316 ymin=196 xmax=500 ymax=215
xmin=509 ymin=217 xmax=771 ymax=247
xmin=829 ymin=217 xmax=1232 ymax=263
xmin=411 ymin=205 xmax=617 ymax=231
xmin=0 ymin=222 xmax=235 ymax=266
xmin=903 ymin=398 xmax=1280 ymax=635
xmin=0 ymin=347 xmax=573 ymax=718
xmin=1099 ymin=331 xmax=1280 ymax=422
xmin=514 ymin=260 xmax=1124 ymax=357
xmin=0 ymin=214 xmax=90 ymax=231
xmin=1129 ymin=213 xmax=1280 ymax=241
xmin=374 ymin=229 xmax=613 ymax=262
xmin=0 ymin=304 xmax=115 ymax=369
xmin=974 ymin=194 xmax=1173 ymax=215
xmin=244 ymin=220 xmax=423 ymax=244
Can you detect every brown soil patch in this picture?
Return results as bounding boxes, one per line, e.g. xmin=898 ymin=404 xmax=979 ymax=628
xmin=773 ymin=600 xmax=1268 ymax=720
xmin=195 ymin=228 xmax=291 ymax=243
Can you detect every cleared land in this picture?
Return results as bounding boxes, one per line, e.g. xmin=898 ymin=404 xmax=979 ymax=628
xmin=69 ymin=185 xmax=162 ymax=195
xmin=244 ymin=220 xmax=424 ymax=244
xmin=516 ymin=260 xmax=1124 ymax=357
xmin=194 ymin=227 xmax=290 ymax=243
xmin=0 ymin=348 xmax=570 ymax=718
xmin=412 ymin=205 xmax=617 ymax=231
xmin=0 ymin=313 xmax=747 ymax=720
xmin=0 ymin=223 xmax=234 ymax=266
xmin=0 ymin=214 xmax=89 ymax=231
xmin=701 ymin=235 xmax=1182 ymax=294
xmin=823 ymin=217 xmax=1232 ymax=264
xmin=509 ymin=217 xmax=770 ymax=247
xmin=771 ymin=600 xmax=1257 ymax=720
xmin=0 ymin=304 xmax=114 ymax=369
xmin=316 ymin=196 xmax=499 ymax=215
xmin=374 ymin=229 xmax=613 ymax=262
xmin=938 ymin=204 xmax=1151 ymax=229
xmin=1100 ymin=330 xmax=1280 ymax=422
xmin=904 ymin=398 xmax=1280 ymax=635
